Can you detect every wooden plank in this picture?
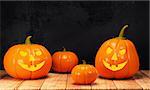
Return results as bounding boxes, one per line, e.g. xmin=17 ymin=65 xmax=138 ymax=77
xmin=91 ymin=77 xmax=116 ymax=90
xmin=0 ymin=76 xmax=23 ymax=90
xmin=0 ymin=70 xmax=7 ymax=79
xmin=113 ymin=77 xmax=142 ymax=89
xmin=141 ymin=70 xmax=150 ymax=78
xmin=66 ymin=74 xmax=91 ymax=90
xmin=17 ymin=77 xmax=45 ymax=90
xmin=133 ymin=71 xmax=150 ymax=89
xmin=41 ymin=73 xmax=67 ymax=90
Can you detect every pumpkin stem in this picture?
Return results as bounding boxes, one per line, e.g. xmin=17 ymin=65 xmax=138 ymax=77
xmin=63 ymin=47 xmax=66 ymax=52
xmin=82 ymin=60 xmax=86 ymax=64
xmin=118 ymin=24 xmax=128 ymax=38
xmin=25 ymin=36 xmax=32 ymax=44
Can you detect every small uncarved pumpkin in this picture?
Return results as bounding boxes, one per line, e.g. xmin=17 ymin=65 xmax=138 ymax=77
xmin=95 ymin=25 xmax=139 ymax=79
xmin=4 ymin=36 xmax=52 ymax=79
xmin=71 ymin=60 xmax=98 ymax=84
xmin=52 ymin=48 xmax=78 ymax=73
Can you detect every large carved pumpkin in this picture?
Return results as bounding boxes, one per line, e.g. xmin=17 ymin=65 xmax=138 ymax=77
xmin=95 ymin=25 xmax=139 ymax=79
xmin=4 ymin=36 xmax=52 ymax=79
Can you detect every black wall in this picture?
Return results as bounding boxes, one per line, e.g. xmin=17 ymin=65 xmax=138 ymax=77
xmin=0 ymin=1 xmax=149 ymax=69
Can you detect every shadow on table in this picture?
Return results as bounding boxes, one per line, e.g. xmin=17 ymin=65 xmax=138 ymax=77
xmin=98 ymin=72 xmax=145 ymax=80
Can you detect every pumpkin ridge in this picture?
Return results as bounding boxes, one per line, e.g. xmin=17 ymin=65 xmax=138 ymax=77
xmin=67 ymin=56 xmax=71 ymax=73
xmin=126 ymin=40 xmax=139 ymax=78
xmin=14 ymin=48 xmax=20 ymax=79
xmin=124 ymin=40 xmax=130 ymax=78
xmin=60 ymin=54 xmax=62 ymax=72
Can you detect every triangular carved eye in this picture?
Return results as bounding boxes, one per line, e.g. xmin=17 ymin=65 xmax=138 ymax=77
xmin=20 ymin=51 xmax=27 ymax=57
xmin=106 ymin=47 xmax=113 ymax=54
xmin=119 ymin=49 xmax=126 ymax=55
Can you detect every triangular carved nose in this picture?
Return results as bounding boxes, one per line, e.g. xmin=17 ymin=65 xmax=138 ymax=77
xmin=29 ymin=55 xmax=35 ymax=62
xmin=111 ymin=53 xmax=118 ymax=61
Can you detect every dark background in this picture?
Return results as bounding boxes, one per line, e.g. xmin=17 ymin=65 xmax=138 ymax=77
xmin=0 ymin=1 xmax=149 ymax=70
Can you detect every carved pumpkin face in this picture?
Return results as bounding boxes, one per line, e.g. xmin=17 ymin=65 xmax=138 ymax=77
xmin=102 ymin=39 xmax=128 ymax=71
xmin=4 ymin=36 xmax=52 ymax=79
xmin=17 ymin=46 xmax=48 ymax=72
xmin=95 ymin=25 xmax=139 ymax=79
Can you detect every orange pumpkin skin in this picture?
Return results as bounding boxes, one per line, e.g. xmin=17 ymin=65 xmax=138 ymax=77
xmin=71 ymin=61 xmax=98 ymax=84
xmin=95 ymin=25 xmax=139 ymax=79
xmin=4 ymin=36 xmax=52 ymax=79
xmin=52 ymin=48 xmax=78 ymax=73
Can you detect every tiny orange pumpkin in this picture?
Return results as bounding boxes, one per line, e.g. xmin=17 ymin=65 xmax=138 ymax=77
xmin=71 ymin=60 xmax=98 ymax=84
xmin=4 ymin=36 xmax=52 ymax=79
xmin=95 ymin=25 xmax=139 ymax=79
xmin=52 ymin=48 xmax=78 ymax=73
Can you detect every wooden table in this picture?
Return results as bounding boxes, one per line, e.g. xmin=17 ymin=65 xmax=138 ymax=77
xmin=0 ymin=70 xmax=150 ymax=90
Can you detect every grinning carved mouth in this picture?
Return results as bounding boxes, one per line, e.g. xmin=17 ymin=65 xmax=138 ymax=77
xmin=18 ymin=61 xmax=45 ymax=71
xmin=103 ymin=60 xmax=127 ymax=71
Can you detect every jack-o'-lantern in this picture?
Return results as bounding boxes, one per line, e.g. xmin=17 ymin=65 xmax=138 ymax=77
xmin=95 ymin=25 xmax=139 ymax=79
xmin=52 ymin=48 xmax=78 ymax=73
xmin=4 ymin=36 xmax=52 ymax=79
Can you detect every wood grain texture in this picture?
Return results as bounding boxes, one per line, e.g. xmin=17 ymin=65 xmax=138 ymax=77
xmin=41 ymin=73 xmax=67 ymax=90
xmin=91 ymin=77 xmax=116 ymax=90
xmin=113 ymin=77 xmax=142 ymax=89
xmin=0 ymin=70 xmax=150 ymax=90
xmin=0 ymin=76 xmax=23 ymax=90
xmin=133 ymin=71 xmax=150 ymax=89
xmin=66 ymin=74 xmax=91 ymax=90
xmin=141 ymin=70 xmax=150 ymax=78
xmin=17 ymin=78 xmax=45 ymax=90
xmin=0 ymin=70 xmax=7 ymax=79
